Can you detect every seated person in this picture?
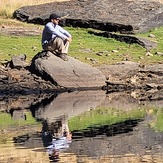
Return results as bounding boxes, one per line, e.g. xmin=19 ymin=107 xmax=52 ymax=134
xmin=42 ymin=13 xmax=72 ymax=61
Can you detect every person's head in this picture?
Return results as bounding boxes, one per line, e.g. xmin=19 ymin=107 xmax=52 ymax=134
xmin=49 ymin=13 xmax=60 ymax=25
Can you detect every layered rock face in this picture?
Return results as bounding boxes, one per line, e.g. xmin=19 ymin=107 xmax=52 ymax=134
xmin=13 ymin=0 xmax=163 ymax=33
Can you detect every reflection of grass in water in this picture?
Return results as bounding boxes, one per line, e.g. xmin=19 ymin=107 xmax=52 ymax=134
xmin=0 ymin=112 xmax=40 ymax=143
xmin=69 ymin=107 xmax=146 ymax=131
xmin=153 ymin=109 xmax=163 ymax=132
xmin=0 ymin=112 xmax=37 ymax=127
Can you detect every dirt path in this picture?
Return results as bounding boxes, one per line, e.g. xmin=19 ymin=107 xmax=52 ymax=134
xmin=0 ymin=25 xmax=42 ymax=36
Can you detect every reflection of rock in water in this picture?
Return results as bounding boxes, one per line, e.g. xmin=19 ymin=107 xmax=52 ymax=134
xmin=101 ymin=90 xmax=163 ymax=111
xmin=0 ymin=93 xmax=57 ymax=113
xmin=35 ymin=90 xmax=106 ymax=123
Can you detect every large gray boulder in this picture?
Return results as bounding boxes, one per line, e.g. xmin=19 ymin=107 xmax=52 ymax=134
xmin=13 ymin=0 xmax=163 ymax=33
xmin=30 ymin=51 xmax=106 ymax=89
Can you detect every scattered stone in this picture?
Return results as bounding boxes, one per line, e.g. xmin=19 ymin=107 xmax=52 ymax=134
xmin=148 ymin=34 xmax=156 ymax=38
xmin=0 ymin=74 xmax=8 ymax=80
xmin=32 ymin=46 xmax=37 ymax=49
xmin=91 ymin=60 xmax=97 ymax=64
xmin=80 ymin=48 xmax=94 ymax=53
xmin=138 ymin=38 xmax=157 ymax=51
xmin=155 ymin=51 xmax=163 ymax=56
xmin=32 ymin=46 xmax=37 ymax=51
xmin=12 ymin=110 xmax=26 ymax=120
xmin=112 ymin=50 xmax=119 ymax=53
xmin=19 ymin=54 xmax=26 ymax=61
xmin=130 ymin=75 xmax=138 ymax=84
xmin=96 ymin=52 xmax=103 ymax=56
xmin=130 ymin=91 xmax=138 ymax=98
xmin=139 ymin=56 xmax=144 ymax=59
xmin=9 ymin=55 xmax=27 ymax=69
xmin=11 ymin=47 xmax=17 ymax=50
xmin=145 ymin=52 xmax=153 ymax=56
xmin=90 ymin=58 xmax=97 ymax=62
xmin=85 ymin=57 xmax=91 ymax=60
xmin=106 ymin=54 xmax=111 ymax=56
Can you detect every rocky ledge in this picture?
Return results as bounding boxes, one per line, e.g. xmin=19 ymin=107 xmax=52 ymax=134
xmin=13 ymin=0 xmax=163 ymax=33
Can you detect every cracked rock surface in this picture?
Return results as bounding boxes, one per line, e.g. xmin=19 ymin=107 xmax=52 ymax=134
xmin=13 ymin=0 xmax=163 ymax=33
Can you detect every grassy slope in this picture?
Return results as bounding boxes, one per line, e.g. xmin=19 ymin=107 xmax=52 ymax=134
xmin=0 ymin=19 xmax=163 ymax=65
xmin=0 ymin=0 xmax=162 ymax=65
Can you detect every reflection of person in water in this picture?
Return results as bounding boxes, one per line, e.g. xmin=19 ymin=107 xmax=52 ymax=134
xmin=47 ymin=131 xmax=72 ymax=161
xmin=41 ymin=119 xmax=72 ymax=161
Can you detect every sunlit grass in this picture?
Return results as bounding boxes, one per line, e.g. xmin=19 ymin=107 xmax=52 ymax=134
xmin=138 ymin=26 xmax=163 ymax=54
xmin=0 ymin=0 xmax=69 ymax=18
xmin=0 ymin=35 xmax=42 ymax=63
xmin=0 ymin=18 xmax=163 ymax=65
xmin=1 ymin=25 xmax=163 ymax=65
xmin=68 ymin=27 xmax=149 ymax=65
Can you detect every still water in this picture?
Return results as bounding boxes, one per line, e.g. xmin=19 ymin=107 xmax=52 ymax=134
xmin=0 ymin=90 xmax=163 ymax=163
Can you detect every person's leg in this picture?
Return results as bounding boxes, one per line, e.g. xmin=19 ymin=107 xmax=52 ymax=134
xmin=52 ymin=37 xmax=69 ymax=54
xmin=43 ymin=37 xmax=69 ymax=61
xmin=42 ymin=41 xmax=54 ymax=51
xmin=62 ymin=40 xmax=69 ymax=54
xmin=52 ymin=38 xmax=69 ymax=61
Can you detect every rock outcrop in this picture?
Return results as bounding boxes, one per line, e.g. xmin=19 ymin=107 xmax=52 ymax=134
xmin=13 ymin=0 xmax=163 ymax=33
xmin=30 ymin=51 xmax=106 ymax=90
xmin=97 ymin=61 xmax=163 ymax=90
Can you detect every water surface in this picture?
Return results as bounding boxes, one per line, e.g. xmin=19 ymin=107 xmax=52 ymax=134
xmin=0 ymin=90 xmax=162 ymax=163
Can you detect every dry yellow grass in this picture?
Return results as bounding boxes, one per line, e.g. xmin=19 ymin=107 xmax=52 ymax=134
xmin=0 ymin=0 xmax=69 ymax=18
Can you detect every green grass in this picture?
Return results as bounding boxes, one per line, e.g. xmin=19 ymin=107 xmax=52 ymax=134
xmin=0 ymin=25 xmax=163 ymax=65
xmin=0 ymin=112 xmax=38 ymax=127
xmin=138 ymin=26 xmax=163 ymax=61
xmin=0 ymin=35 xmax=42 ymax=63
xmin=68 ymin=27 xmax=147 ymax=65
xmin=68 ymin=107 xmax=146 ymax=131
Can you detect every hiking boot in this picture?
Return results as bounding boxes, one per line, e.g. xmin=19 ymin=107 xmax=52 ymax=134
xmin=59 ymin=53 xmax=68 ymax=61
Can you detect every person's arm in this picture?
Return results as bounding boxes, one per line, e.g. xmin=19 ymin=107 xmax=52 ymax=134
xmin=46 ymin=23 xmax=68 ymax=40
xmin=58 ymin=25 xmax=72 ymax=42
xmin=58 ymin=26 xmax=71 ymax=38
